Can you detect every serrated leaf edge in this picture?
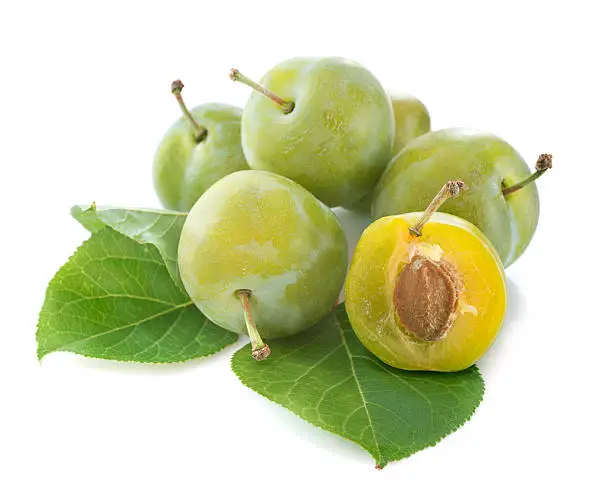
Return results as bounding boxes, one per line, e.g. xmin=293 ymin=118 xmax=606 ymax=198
xmin=73 ymin=204 xmax=189 ymax=217
xmin=230 ymin=308 xmax=486 ymax=469
xmin=70 ymin=204 xmax=188 ymax=292
xmin=36 ymin=228 xmax=238 ymax=364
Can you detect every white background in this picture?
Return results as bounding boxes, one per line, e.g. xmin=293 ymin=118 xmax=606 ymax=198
xmin=1 ymin=1 xmax=610 ymax=480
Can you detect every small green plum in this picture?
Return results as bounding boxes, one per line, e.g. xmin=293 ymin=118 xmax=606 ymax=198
xmin=178 ymin=170 xmax=348 ymax=360
xmin=337 ymin=93 xmax=430 ymax=214
xmin=391 ymin=94 xmax=431 ymax=157
xmin=230 ymin=57 xmax=394 ymax=208
xmin=153 ymin=80 xmax=249 ymax=212
xmin=372 ymin=128 xmax=552 ymax=266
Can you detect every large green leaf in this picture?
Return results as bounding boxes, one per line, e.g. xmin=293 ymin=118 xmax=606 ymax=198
xmin=71 ymin=204 xmax=187 ymax=289
xmin=37 ymin=227 xmax=237 ymax=362
xmin=232 ymin=304 xmax=484 ymax=468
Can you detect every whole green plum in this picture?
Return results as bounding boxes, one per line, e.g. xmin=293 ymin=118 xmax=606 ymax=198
xmin=153 ymin=80 xmax=248 ymax=212
xmin=372 ymin=129 xmax=552 ymax=266
xmin=230 ymin=57 xmax=394 ymax=208
xmin=345 ymin=94 xmax=432 ymax=214
xmin=178 ymin=170 xmax=348 ymax=360
xmin=391 ymin=94 xmax=431 ymax=157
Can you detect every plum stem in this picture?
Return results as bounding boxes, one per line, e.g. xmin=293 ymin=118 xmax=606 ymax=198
xmin=171 ymin=80 xmax=207 ymax=143
xmin=229 ymin=68 xmax=295 ymax=114
xmin=235 ymin=289 xmax=270 ymax=361
xmin=409 ymin=180 xmax=466 ymax=237
xmin=502 ymin=153 xmax=553 ymax=196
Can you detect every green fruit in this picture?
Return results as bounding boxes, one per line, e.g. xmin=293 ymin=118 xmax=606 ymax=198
xmin=231 ymin=58 xmax=394 ymax=208
xmin=178 ymin=170 xmax=348 ymax=359
xmin=372 ymin=128 xmax=552 ymax=266
xmin=153 ymin=80 xmax=248 ymax=211
xmin=391 ymin=94 xmax=431 ymax=157
xmin=331 ymin=93 xmax=430 ymax=214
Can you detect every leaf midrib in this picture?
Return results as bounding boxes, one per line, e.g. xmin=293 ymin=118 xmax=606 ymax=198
xmin=40 ymin=300 xmax=194 ymax=357
xmin=333 ymin=313 xmax=382 ymax=463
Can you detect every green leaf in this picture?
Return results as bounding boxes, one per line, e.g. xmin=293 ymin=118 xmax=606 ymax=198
xmin=71 ymin=204 xmax=187 ymax=290
xmin=37 ymin=227 xmax=237 ymax=362
xmin=231 ymin=304 xmax=484 ymax=468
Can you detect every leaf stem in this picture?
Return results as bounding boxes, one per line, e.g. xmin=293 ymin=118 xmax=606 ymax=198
xmin=171 ymin=80 xmax=207 ymax=143
xmin=502 ymin=153 xmax=553 ymax=196
xmin=229 ymin=69 xmax=295 ymax=114
xmin=235 ymin=289 xmax=270 ymax=361
xmin=409 ymin=180 xmax=466 ymax=237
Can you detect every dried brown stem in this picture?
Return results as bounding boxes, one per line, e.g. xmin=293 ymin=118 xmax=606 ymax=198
xmin=171 ymin=79 xmax=207 ymax=142
xmin=409 ymin=180 xmax=466 ymax=236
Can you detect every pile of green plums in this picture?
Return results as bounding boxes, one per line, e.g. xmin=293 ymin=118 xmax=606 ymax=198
xmin=153 ymin=57 xmax=550 ymax=365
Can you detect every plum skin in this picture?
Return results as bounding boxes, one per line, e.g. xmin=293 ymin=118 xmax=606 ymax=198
xmin=177 ymin=170 xmax=348 ymax=339
xmin=153 ymin=103 xmax=249 ymax=212
xmin=240 ymin=57 xmax=394 ymax=209
xmin=346 ymin=95 xmax=431 ymax=214
xmin=373 ymin=128 xmax=539 ymax=266
xmin=391 ymin=94 xmax=431 ymax=157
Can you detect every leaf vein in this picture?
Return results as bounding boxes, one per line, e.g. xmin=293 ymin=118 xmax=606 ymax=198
xmin=52 ymin=301 xmax=193 ymax=352
xmin=333 ymin=315 xmax=382 ymax=462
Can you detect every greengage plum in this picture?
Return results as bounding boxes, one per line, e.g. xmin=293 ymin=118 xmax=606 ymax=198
xmin=373 ymin=128 xmax=552 ymax=266
xmin=153 ymin=80 xmax=248 ymax=211
xmin=230 ymin=58 xmax=394 ymax=208
xmin=391 ymin=94 xmax=431 ymax=157
xmin=342 ymin=94 xmax=431 ymax=214
xmin=178 ymin=170 xmax=348 ymax=360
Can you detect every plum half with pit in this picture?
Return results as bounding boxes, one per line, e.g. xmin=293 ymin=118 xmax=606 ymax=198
xmin=346 ymin=181 xmax=506 ymax=372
